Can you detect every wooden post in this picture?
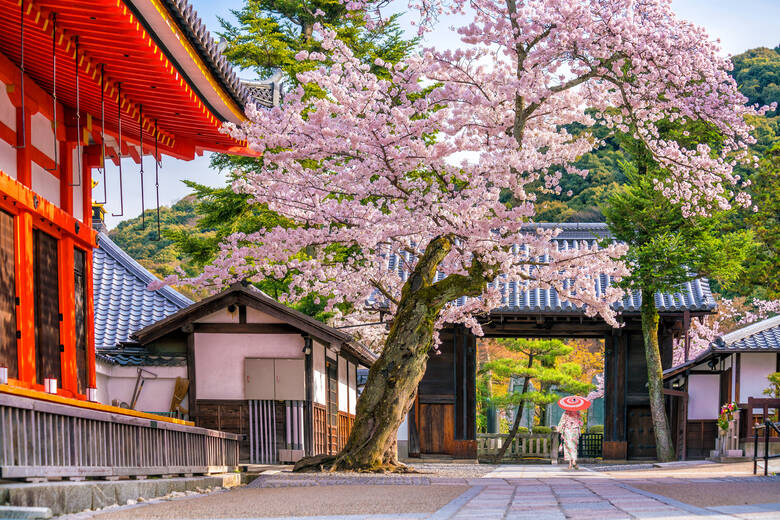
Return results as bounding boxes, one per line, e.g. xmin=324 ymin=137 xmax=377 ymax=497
xmin=303 ymin=335 xmax=313 ymax=457
xmin=14 ymin=211 xmax=35 ymax=385
xmin=58 ymin=237 xmax=76 ymax=395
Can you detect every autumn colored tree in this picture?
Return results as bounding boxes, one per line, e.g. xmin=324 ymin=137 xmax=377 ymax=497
xmin=483 ymin=339 xmax=591 ymax=461
xmin=162 ymin=0 xmax=760 ymax=471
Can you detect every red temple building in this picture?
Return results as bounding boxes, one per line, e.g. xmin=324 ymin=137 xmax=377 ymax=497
xmin=0 ymin=0 xmax=276 ymax=483
xmin=0 ymin=0 xmax=273 ymax=399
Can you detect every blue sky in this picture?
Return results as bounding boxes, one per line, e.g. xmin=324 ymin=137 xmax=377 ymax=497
xmin=102 ymin=0 xmax=780 ymax=229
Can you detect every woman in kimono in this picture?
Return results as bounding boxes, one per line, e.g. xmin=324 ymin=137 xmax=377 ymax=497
xmin=557 ymin=409 xmax=584 ymax=469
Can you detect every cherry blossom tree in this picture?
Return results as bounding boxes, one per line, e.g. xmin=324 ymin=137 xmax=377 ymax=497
xmin=161 ymin=0 xmax=759 ymax=470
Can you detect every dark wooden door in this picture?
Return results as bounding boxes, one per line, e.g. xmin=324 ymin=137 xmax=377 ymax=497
xmin=627 ymin=405 xmax=656 ymax=459
xmin=686 ymin=420 xmax=717 ymax=459
xmin=419 ymin=403 xmax=453 ymax=454
xmin=0 ymin=211 xmax=17 ymax=379
xmin=74 ymin=248 xmax=87 ymax=394
xmin=34 ymin=230 xmax=60 ymax=385
xmin=720 ymin=368 xmax=732 ymax=406
xmin=326 ymin=358 xmax=338 ymax=455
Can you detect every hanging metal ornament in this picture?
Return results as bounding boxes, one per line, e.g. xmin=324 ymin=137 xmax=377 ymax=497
xmin=95 ymin=64 xmax=108 ymax=205
xmin=46 ymin=13 xmax=58 ymax=172
xmin=151 ymin=120 xmax=162 ymax=241
xmin=14 ymin=0 xmax=26 ymax=150
xmin=69 ymin=37 xmax=82 ymax=186
xmin=139 ymin=106 xmax=145 ymax=228
xmin=112 ymin=83 xmax=125 ymax=217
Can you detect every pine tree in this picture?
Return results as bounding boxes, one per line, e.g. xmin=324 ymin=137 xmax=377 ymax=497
xmin=481 ymin=339 xmax=592 ymax=462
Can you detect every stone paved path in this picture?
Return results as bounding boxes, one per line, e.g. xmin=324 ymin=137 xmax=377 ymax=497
xmin=65 ymin=464 xmax=780 ymax=520
xmin=433 ymin=465 xmax=780 ymax=520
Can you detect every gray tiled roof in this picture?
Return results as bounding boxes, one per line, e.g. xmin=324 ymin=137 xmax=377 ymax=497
xmin=94 ymin=232 xmax=193 ymax=349
xmin=96 ymin=346 xmax=187 ymax=367
xmin=386 ymin=223 xmax=716 ymax=315
xmin=158 ymin=0 xmax=248 ymax=109
xmin=714 ymin=315 xmax=780 ymax=352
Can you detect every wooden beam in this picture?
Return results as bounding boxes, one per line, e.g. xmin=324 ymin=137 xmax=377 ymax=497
xmin=193 ymin=323 xmax=300 ymax=334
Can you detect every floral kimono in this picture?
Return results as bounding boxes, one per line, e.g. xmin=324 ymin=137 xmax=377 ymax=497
xmin=557 ymin=411 xmax=584 ymax=462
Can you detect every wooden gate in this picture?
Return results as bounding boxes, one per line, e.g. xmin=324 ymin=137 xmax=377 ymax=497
xmin=627 ymin=406 xmax=656 ymax=459
xmin=0 ymin=211 xmax=16 ymax=379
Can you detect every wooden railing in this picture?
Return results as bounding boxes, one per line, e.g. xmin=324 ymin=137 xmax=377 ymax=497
xmin=477 ymin=432 xmax=559 ymax=461
xmin=0 ymin=391 xmax=240 ymax=479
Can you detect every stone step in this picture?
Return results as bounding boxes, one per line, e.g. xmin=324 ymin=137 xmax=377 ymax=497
xmin=0 ymin=506 xmax=52 ymax=519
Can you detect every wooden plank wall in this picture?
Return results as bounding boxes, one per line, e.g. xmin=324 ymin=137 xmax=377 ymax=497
xmin=73 ymin=247 xmax=87 ymax=395
xmin=33 ymin=229 xmax=60 ymax=384
xmin=0 ymin=210 xmax=16 ymax=378
xmin=337 ymin=411 xmax=354 ymax=452
xmin=313 ymin=403 xmax=328 ymax=455
xmin=196 ymin=400 xmax=250 ymax=461
xmin=686 ymin=420 xmax=717 ymax=459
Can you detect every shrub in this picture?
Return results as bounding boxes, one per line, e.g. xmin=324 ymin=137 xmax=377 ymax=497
xmin=532 ymin=426 xmax=552 ymax=434
xmin=588 ymin=425 xmax=604 ymax=434
xmin=517 ymin=427 xmax=529 ymax=434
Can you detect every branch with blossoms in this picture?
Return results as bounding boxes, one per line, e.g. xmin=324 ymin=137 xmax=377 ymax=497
xmin=673 ymin=298 xmax=780 ymax=366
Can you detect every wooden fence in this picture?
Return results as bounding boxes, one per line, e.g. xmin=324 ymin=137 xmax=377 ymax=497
xmin=0 ymin=392 xmax=240 ymax=479
xmin=477 ymin=432 xmax=559 ymax=461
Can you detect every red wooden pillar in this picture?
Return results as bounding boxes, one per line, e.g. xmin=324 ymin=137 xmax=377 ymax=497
xmin=85 ymin=247 xmax=96 ymax=389
xmin=14 ymin=210 xmax=35 ymax=385
xmin=58 ymin=237 xmax=76 ymax=395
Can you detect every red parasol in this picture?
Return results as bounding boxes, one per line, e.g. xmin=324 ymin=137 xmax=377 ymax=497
xmin=558 ymin=395 xmax=591 ymax=412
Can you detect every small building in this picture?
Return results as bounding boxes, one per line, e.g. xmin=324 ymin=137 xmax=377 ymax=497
xmin=664 ymin=314 xmax=780 ymax=459
xmin=92 ymin=230 xmax=192 ymax=414
xmin=130 ymin=282 xmax=377 ymax=464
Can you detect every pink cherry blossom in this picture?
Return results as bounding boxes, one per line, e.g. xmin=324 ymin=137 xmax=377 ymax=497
xmin=161 ymin=0 xmax=762 ymax=344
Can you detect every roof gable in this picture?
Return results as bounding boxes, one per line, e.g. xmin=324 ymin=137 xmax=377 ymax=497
xmin=93 ymin=232 xmax=193 ymax=349
xmin=715 ymin=314 xmax=780 ymax=352
xmin=132 ymin=283 xmax=377 ymax=366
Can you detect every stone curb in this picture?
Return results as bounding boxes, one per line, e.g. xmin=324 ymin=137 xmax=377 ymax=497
xmin=0 ymin=474 xmax=241 ymax=516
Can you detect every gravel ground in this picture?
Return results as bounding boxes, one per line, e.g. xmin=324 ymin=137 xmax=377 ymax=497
xmin=629 ymin=481 xmax=780 ymax=507
xmin=87 ymin=485 xmax=469 ymax=519
xmin=248 ymin=462 xmax=497 ymax=486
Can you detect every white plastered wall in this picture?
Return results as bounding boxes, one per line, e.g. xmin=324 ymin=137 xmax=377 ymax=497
xmin=96 ymin=361 xmax=188 ymax=414
xmin=0 ymin=83 xmax=17 ymax=179
xmin=30 ymin=112 xmax=55 ymax=160
xmin=246 ymin=307 xmax=285 ymax=324
xmin=312 ymin=340 xmax=326 ymax=405
xmin=31 ymin=163 xmax=60 ymax=207
xmin=688 ymin=374 xmax=720 ymax=420
xmin=740 ymin=353 xmax=777 ymax=406
xmin=196 ymin=308 xmax=240 ymax=323
xmin=338 ymin=356 xmax=348 ymax=413
xmin=194 ymin=332 xmax=304 ymax=400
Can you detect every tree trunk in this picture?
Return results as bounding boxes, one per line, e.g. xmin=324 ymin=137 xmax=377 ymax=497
xmin=640 ymin=289 xmax=676 ymax=462
xmin=492 ymin=355 xmax=533 ymax=463
xmin=294 ymin=236 xmax=488 ymax=472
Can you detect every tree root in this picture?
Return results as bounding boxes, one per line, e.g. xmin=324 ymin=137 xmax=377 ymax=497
xmin=292 ymin=453 xmax=415 ymax=474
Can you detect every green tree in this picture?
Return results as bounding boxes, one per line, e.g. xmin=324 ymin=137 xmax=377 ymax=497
xmin=734 ymin=142 xmax=780 ymax=299
xmin=603 ymin=138 xmax=756 ymax=461
xmin=481 ymin=339 xmax=592 ymax=462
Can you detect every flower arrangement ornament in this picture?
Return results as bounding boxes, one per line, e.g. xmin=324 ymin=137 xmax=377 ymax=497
xmin=718 ymin=402 xmax=739 ymax=432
